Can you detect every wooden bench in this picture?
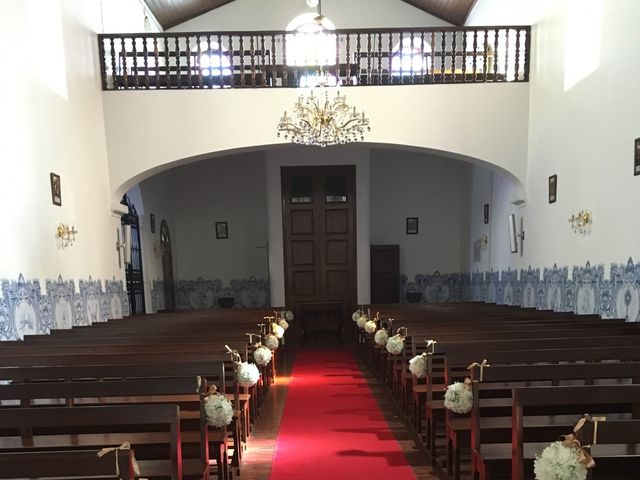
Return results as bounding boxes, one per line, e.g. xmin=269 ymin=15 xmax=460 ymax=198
xmin=0 ymin=404 xmax=181 ymax=479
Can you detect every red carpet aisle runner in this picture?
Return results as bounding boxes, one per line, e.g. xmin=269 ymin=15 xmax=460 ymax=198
xmin=269 ymin=349 xmax=417 ymax=480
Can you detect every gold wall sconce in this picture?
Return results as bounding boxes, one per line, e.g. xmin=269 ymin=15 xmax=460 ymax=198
xmin=479 ymin=234 xmax=489 ymax=250
xmin=568 ymin=210 xmax=592 ymax=235
xmin=56 ymin=223 xmax=78 ymax=248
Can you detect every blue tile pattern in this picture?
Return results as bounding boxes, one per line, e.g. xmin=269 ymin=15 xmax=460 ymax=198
xmin=396 ymin=258 xmax=640 ymax=323
xmin=151 ymin=277 xmax=270 ymax=311
xmin=0 ymin=275 xmax=129 ymax=341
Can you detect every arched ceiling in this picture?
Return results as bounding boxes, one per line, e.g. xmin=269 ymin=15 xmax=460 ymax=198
xmin=143 ymin=0 xmax=477 ymax=30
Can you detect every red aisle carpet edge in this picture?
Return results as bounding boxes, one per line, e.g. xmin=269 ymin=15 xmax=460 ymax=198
xmin=268 ymin=349 xmax=417 ymax=480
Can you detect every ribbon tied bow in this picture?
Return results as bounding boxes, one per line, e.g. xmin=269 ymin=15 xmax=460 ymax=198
xmin=97 ymin=442 xmax=141 ymax=477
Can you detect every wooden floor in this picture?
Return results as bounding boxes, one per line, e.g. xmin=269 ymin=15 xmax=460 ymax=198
xmin=239 ymin=347 xmax=443 ymax=480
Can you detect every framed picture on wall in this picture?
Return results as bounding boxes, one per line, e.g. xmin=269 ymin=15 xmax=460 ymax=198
xmin=483 ymin=203 xmax=490 ymax=224
xmin=548 ymin=174 xmax=557 ymax=203
xmin=50 ymin=173 xmax=61 ymax=206
xmin=406 ymin=217 xmax=419 ymax=235
xmin=635 ymin=138 xmax=640 ymax=176
xmin=150 ymin=213 xmax=156 ymax=233
xmin=215 ymin=221 xmax=228 ymax=239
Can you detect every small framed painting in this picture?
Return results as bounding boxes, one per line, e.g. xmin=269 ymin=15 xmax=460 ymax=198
xmin=150 ymin=213 xmax=156 ymax=233
xmin=215 ymin=221 xmax=228 ymax=239
xmin=406 ymin=217 xmax=419 ymax=235
xmin=483 ymin=203 xmax=490 ymax=224
xmin=635 ymin=138 xmax=640 ymax=176
xmin=548 ymin=174 xmax=557 ymax=204
xmin=50 ymin=172 xmax=61 ymax=206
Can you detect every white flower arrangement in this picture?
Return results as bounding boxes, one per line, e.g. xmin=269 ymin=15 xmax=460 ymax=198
xmin=272 ymin=323 xmax=285 ymax=339
xmin=237 ymin=362 xmax=261 ymax=388
xmin=386 ymin=334 xmax=405 ymax=355
xmin=364 ymin=319 xmax=377 ymax=334
xmin=253 ymin=345 xmax=273 ymax=366
xmin=409 ymin=354 xmax=428 ymax=378
xmin=356 ymin=314 xmax=368 ymax=330
xmin=534 ymin=441 xmax=587 ymax=480
xmin=264 ymin=333 xmax=279 ymax=350
xmin=374 ymin=329 xmax=389 ymax=346
xmin=204 ymin=392 xmax=234 ymax=428
xmin=278 ymin=319 xmax=290 ymax=330
xmin=444 ymin=381 xmax=474 ymax=414
xmin=283 ymin=310 xmax=294 ymax=322
xmin=352 ymin=310 xmax=362 ymax=322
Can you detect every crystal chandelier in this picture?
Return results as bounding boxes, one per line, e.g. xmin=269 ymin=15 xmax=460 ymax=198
xmin=277 ymin=89 xmax=370 ymax=147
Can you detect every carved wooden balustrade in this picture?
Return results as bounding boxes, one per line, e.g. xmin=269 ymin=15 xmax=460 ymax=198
xmin=98 ymin=26 xmax=530 ymax=90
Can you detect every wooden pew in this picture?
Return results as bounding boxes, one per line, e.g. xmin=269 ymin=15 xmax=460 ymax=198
xmin=444 ymin=361 xmax=640 ymax=480
xmin=508 ymin=385 xmax=640 ymax=480
xmin=0 ymin=404 xmax=181 ymax=480
xmin=0 ymin=361 xmax=230 ymax=480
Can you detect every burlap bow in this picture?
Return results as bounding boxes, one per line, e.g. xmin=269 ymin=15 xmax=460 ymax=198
xmin=397 ymin=327 xmax=408 ymax=338
xmin=560 ymin=414 xmax=606 ymax=469
xmin=467 ymin=359 xmax=490 ymax=381
xmin=97 ymin=442 xmax=141 ymax=477
xmin=225 ymin=345 xmax=242 ymax=363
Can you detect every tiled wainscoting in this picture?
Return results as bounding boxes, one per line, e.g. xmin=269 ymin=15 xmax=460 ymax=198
xmin=151 ymin=277 xmax=270 ymax=312
xmin=4 ymin=259 xmax=637 ymax=341
xmin=401 ymin=258 xmax=640 ymax=322
xmin=0 ymin=275 xmax=129 ymax=340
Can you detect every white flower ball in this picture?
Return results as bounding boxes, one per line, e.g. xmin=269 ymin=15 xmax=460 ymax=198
xmin=279 ymin=319 xmax=289 ymax=330
xmin=356 ymin=315 xmax=368 ymax=330
xmin=444 ymin=381 xmax=474 ymax=414
xmin=534 ymin=441 xmax=587 ymax=480
xmin=409 ymin=354 xmax=428 ymax=378
xmin=237 ymin=362 xmax=261 ymax=388
xmin=364 ymin=320 xmax=377 ymax=334
xmin=352 ymin=310 xmax=362 ymax=322
xmin=254 ymin=345 xmax=272 ymax=366
xmin=374 ymin=329 xmax=389 ymax=346
xmin=272 ymin=323 xmax=285 ymax=339
xmin=284 ymin=310 xmax=294 ymax=322
xmin=386 ymin=334 xmax=404 ymax=355
xmin=204 ymin=393 xmax=234 ymax=428
xmin=264 ymin=334 xmax=279 ymax=350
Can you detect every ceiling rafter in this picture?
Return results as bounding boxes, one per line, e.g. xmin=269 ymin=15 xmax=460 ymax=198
xmin=399 ymin=0 xmax=478 ymax=26
xmin=143 ymin=0 xmax=479 ymax=30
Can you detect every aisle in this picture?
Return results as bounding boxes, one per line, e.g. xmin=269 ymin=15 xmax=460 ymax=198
xmin=268 ymin=349 xmax=417 ymax=480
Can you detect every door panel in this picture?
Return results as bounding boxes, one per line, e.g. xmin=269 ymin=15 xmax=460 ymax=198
xmin=282 ymin=165 xmax=357 ymax=336
xmin=370 ymin=245 xmax=400 ymax=304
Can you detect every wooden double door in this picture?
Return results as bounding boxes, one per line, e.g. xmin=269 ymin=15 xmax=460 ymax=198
xmin=282 ymin=165 xmax=357 ymax=337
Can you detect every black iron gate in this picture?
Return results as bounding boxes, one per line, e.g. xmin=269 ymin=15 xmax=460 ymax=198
xmin=121 ymin=195 xmax=145 ymax=315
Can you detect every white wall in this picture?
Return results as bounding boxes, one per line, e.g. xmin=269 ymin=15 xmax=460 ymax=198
xmin=467 ymin=165 xmax=492 ymax=272
xmin=137 ymin=170 xmax=176 ymax=309
xmin=101 ymin=0 xmax=162 ymax=33
xmin=467 ymin=0 xmax=640 ymax=276
xmin=370 ymin=151 xmax=471 ymax=279
xmin=466 ymin=0 xmax=552 ymax=26
xmin=103 ymin=83 xmax=530 ymax=199
xmin=169 ymin=153 xmax=268 ymax=282
xmin=265 ymin=145 xmax=371 ymax=306
xmin=170 ymin=0 xmax=450 ymax=32
xmin=0 ymin=0 xmax=153 ymax=284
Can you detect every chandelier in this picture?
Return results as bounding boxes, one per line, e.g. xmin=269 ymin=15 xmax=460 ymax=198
xmin=277 ymin=89 xmax=370 ymax=147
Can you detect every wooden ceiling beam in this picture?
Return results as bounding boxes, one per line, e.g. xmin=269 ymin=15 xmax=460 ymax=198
xmin=399 ymin=0 xmax=478 ymax=26
xmin=143 ymin=0 xmax=236 ymax=30
xmin=144 ymin=0 xmax=479 ymax=31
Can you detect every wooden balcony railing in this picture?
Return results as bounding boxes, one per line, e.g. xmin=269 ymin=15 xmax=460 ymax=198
xmin=98 ymin=26 xmax=530 ymax=90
